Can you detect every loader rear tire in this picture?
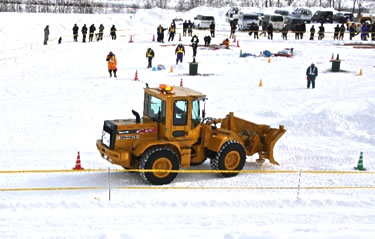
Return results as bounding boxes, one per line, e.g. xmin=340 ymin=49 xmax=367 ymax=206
xmin=210 ymin=140 xmax=246 ymax=177
xmin=139 ymin=147 xmax=180 ymax=185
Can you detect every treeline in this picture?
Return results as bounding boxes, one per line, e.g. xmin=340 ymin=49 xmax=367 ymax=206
xmin=0 ymin=0 xmax=136 ymax=13
xmin=0 ymin=0 xmax=369 ymax=13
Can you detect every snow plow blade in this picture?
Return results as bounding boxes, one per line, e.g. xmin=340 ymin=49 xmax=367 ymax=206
xmin=220 ymin=112 xmax=286 ymax=165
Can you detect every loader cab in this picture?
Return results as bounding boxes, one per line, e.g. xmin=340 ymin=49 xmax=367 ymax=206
xmin=143 ymin=85 xmax=206 ymax=146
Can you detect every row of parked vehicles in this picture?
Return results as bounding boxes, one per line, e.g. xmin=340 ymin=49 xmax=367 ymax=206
xmin=223 ymin=7 xmax=373 ymax=31
xmin=191 ymin=7 xmax=373 ymax=32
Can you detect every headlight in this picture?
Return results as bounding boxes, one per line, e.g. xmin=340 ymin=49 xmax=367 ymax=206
xmin=102 ymin=130 xmax=111 ymax=147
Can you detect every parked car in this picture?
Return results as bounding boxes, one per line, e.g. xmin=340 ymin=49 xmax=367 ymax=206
xmin=274 ymin=9 xmax=291 ymax=19
xmin=311 ymin=10 xmax=333 ymax=23
xmin=237 ymin=12 xmax=259 ymax=30
xmin=225 ymin=7 xmax=240 ymax=24
xmin=261 ymin=14 xmax=284 ymax=31
xmin=284 ymin=17 xmax=305 ymax=31
xmin=193 ymin=15 xmax=215 ymax=29
xmin=333 ymin=12 xmax=353 ymax=23
xmin=291 ymin=8 xmax=312 ymax=23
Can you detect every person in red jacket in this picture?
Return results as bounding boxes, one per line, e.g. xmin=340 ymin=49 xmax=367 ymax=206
xmin=106 ymin=51 xmax=117 ymax=78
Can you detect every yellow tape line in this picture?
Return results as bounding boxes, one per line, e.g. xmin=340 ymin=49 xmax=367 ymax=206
xmin=0 ymin=169 xmax=373 ymax=174
xmin=1 ymin=186 xmax=375 ymax=192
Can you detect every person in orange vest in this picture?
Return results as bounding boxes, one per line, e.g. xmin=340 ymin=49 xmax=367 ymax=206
xmin=106 ymin=51 xmax=117 ymax=77
xmin=220 ymin=38 xmax=230 ymax=49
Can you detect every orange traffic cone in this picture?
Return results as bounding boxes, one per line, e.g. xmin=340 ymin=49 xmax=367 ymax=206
xmin=359 ymin=68 xmax=363 ymax=76
xmin=73 ymin=151 xmax=83 ymax=170
xmin=129 ymin=35 xmax=134 ymax=43
xmin=268 ymin=57 xmax=271 ymax=63
xmin=134 ymin=70 xmax=139 ymax=81
xmin=259 ymin=79 xmax=263 ymax=87
xmin=180 ymin=78 xmax=183 ymax=87
xmin=170 ymin=65 xmax=174 ymax=73
xmin=179 ymin=33 xmax=182 ymax=41
xmin=152 ymin=34 xmax=155 ymax=42
xmin=236 ymin=40 xmax=240 ymax=48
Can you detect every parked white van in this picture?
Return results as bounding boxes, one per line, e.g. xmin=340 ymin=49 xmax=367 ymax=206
xmin=237 ymin=12 xmax=259 ymax=30
xmin=261 ymin=14 xmax=284 ymax=31
xmin=193 ymin=15 xmax=215 ymax=29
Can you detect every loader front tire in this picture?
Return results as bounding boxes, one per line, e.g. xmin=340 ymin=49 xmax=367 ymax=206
xmin=139 ymin=147 xmax=180 ymax=185
xmin=211 ymin=140 xmax=246 ymax=177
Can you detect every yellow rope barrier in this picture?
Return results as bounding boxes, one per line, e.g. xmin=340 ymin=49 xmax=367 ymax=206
xmin=0 ymin=169 xmax=374 ymax=174
xmin=1 ymin=185 xmax=375 ymax=192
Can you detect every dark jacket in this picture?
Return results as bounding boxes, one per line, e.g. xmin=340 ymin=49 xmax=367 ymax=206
xmin=110 ymin=25 xmax=117 ymax=35
xmin=73 ymin=25 xmax=79 ymax=34
xmin=146 ymin=49 xmax=154 ymax=58
xmin=306 ymin=65 xmax=318 ymax=81
xmin=210 ymin=22 xmax=215 ymax=31
xmin=310 ymin=26 xmax=315 ymax=34
xmin=82 ymin=25 xmax=88 ymax=34
xmin=89 ymin=24 xmax=96 ymax=33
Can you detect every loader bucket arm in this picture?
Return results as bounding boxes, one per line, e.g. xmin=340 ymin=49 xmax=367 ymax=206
xmin=220 ymin=112 xmax=286 ymax=165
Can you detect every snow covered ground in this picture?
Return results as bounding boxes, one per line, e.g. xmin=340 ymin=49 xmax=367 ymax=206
xmin=1 ymin=7 xmax=375 ymax=238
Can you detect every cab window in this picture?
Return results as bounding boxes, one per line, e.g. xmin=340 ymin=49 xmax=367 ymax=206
xmin=173 ymin=100 xmax=188 ymax=126
xmin=144 ymin=94 xmax=165 ymax=123
xmin=191 ymin=99 xmax=200 ymax=129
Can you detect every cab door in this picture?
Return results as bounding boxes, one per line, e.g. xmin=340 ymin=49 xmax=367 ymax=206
xmin=171 ymin=99 xmax=189 ymax=139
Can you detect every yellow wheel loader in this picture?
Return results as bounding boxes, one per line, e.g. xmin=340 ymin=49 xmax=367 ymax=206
xmin=96 ymin=84 xmax=286 ymax=185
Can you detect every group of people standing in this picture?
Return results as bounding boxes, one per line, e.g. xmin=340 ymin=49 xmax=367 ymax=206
xmin=241 ymin=21 xmax=375 ymax=41
xmin=72 ymin=23 xmax=117 ymax=42
xmin=156 ymin=19 xmax=216 ymax=43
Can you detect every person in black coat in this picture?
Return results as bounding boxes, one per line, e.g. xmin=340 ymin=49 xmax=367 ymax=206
xmin=306 ymin=63 xmax=318 ymax=89
xmin=72 ymin=24 xmax=79 ymax=42
xmin=371 ymin=22 xmax=375 ymax=41
xmin=146 ymin=48 xmax=155 ymax=68
xmin=209 ymin=21 xmax=215 ymax=37
xmin=349 ymin=23 xmax=356 ymax=40
xmin=294 ymin=23 xmax=300 ymax=40
xmin=267 ymin=23 xmax=273 ymax=40
xmin=157 ymin=25 xmax=167 ymax=43
xmin=253 ymin=23 xmax=259 ymax=39
xmin=334 ymin=24 xmax=340 ymax=40
xmin=230 ymin=22 xmax=236 ymax=39
xmin=310 ymin=25 xmax=315 ymax=40
xmin=44 ymin=25 xmax=49 ymax=45
xmin=281 ymin=25 xmax=288 ymax=40
xmin=339 ymin=24 xmax=345 ymax=40
xmin=81 ymin=24 xmax=88 ymax=42
xmin=300 ymin=22 xmax=306 ymax=39
xmin=89 ymin=24 xmax=96 ymax=42
xmin=318 ymin=23 xmax=325 ymax=40
xmin=204 ymin=35 xmax=211 ymax=47
xmin=183 ymin=21 xmax=188 ymax=37
xmin=191 ymin=35 xmax=199 ymax=57
xmin=110 ymin=25 xmax=117 ymax=40
xmin=187 ymin=20 xmax=193 ymax=37
xmin=98 ymin=24 xmax=104 ymax=41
